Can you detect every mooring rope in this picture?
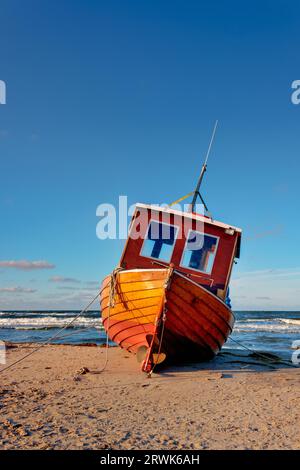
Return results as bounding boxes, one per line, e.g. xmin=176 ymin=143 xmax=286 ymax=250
xmin=228 ymin=336 xmax=299 ymax=369
xmin=147 ymin=266 xmax=174 ymax=377
xmin=0 ymin=267 xmax=125 ymax=376
xmin=147 ymin=307 xmax=167 ymax=377
xmin=1 ymin=269 xmax=297 ymax=375
xmin=96 ymin=267 xmax=122 ymax=373
xmin=49 ymin=326 xmax=100 ymax=342
xmin=0 ymin=290 xmax=103 ymax=375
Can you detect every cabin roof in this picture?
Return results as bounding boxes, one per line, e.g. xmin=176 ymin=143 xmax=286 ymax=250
xmin=136 ymin=203 xmax=242 ymax=234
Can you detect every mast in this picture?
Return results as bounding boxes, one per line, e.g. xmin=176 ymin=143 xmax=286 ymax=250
xmin=190 ymin=120 xmax=218 ymax=213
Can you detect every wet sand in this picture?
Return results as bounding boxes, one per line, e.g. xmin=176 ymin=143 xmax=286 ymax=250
xmin=0 ymin=343 xmax=299 ymax=450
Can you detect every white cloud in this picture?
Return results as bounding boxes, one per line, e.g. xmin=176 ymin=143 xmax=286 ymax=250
xmin=0 ymin=260 xmax=55 ymax=270
xmin=0 ymin=287 xmax=37 ymax=293
xmin=49 ymin=276 xmax=81 ymax=283
xmin=56 ymin=286 xmax=98 ymax=291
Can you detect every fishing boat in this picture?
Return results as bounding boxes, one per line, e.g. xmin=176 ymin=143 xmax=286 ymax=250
xmin=100 ymin=122 xmax=242 ymax=373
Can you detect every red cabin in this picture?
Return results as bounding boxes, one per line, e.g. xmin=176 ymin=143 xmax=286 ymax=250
xmin=120 ymin=203 xmax=241 ymax=301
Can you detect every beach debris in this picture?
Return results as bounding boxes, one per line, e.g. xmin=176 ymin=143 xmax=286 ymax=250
xmin=73 ymin=366 xmax=90 ymax=381
xmin=77 ymin=367 xmax=90 ymax=375
xmin=207 ymin=372 xmax=224 ymax=380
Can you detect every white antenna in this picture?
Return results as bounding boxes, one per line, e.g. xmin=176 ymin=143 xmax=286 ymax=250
xmin=204 ymin=120 xmax=218 ymax=166
xmin=190 ymin=120 xmax=219 ymax=212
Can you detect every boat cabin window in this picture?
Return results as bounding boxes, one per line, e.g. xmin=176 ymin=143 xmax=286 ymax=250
xmin=141 ymin=220 xmax=178 ymax=263
xmin=180 ymin=230 xmax=219 ymax=274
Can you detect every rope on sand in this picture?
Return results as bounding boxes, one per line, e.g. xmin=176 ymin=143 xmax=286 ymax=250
xmin=96 ymin=267 xmax=122 ymax=373
xmin=228 ymin=336 xmax=299 ymax=369
xmin=1 ymin=268 xmax=297 ymax=374
xmin=0 ymin=290 xmax=103 ymax=375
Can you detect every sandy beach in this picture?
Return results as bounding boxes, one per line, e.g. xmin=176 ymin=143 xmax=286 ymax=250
xmin=0 ymin=343 xmax=299 ymax=450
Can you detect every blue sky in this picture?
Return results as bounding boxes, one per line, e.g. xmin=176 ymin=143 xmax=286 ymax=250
xmin=0 ymin=0 xmax=299 ymax=310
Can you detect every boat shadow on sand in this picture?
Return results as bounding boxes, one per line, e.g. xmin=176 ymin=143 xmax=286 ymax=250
xmin=155 ymin=349 xmax=294 ymax=376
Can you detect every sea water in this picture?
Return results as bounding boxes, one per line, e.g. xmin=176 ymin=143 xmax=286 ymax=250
xmin=0 ymin=310 xmax=299 ymax=361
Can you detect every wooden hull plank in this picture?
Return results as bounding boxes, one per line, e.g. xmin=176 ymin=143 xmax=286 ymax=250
xmin=100 ymin=268 xmax=235 ymax=366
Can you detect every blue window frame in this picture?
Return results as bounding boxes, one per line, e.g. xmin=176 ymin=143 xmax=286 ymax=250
xmin=180 ymin=230 xmax=219 ymax=274
xmin=141 ymin=220 xmax=178 ymax=263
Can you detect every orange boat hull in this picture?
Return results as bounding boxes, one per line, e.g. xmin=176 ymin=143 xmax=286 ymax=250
xmin=100 ymin=268 xmax=234 ymax=369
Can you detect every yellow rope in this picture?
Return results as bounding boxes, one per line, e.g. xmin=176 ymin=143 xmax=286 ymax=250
xmin=147 ymin=266 xmax=174 ymax=377
xmin=168 ymin=191 xmax=194 ymax=207
xmin=99 ymin=267 xmax=123 ymax=372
